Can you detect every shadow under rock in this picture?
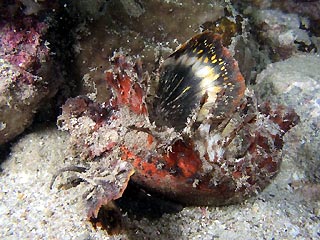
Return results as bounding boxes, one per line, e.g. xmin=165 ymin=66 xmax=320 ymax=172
xmin=116 ymin=182 xmax=184 ymax=220
xmin=115 ymin=182 xmax=184 ymax=239
xmin=0 ymin=142 xmax=11 ymax=167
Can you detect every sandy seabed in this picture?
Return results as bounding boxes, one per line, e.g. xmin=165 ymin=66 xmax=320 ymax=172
xmin=0 ymin=123 xmax=319 ymax=240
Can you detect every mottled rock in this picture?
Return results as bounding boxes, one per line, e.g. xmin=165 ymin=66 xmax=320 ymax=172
xmin=251 ymin=9 xmax=314 ymax=60
xmin=0 ymin=16 xmax=62 ymax=145
xmin=273 ymin=0 xmax=320 ymax=21
xmin=255 ymin=54 xmax=320 ymax=184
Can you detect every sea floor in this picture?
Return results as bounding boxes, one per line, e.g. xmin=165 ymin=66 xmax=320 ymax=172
xmin=0 ymin=124 xmax=319 ymax=240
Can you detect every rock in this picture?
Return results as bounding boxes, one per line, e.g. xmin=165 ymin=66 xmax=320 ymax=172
xmin=273 ymin=0 xmax=320 ymax=21
xmin=251 ymin=9 xmax=314 ymax=60
xmin=255 ymin=54 xmax=320 ymax=184
xmin=0 ymin=15 xmax=62 ymax=145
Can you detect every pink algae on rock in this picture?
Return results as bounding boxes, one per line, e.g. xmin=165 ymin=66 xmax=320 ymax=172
xmin=0 ymin=16 xmax=49 ymax=78
xmin=0 ymin=14 xmax=61 ymax=145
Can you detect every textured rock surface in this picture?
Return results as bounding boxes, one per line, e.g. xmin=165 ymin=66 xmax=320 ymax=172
xmin=255 ymin=54 xmax=320 ymax=184
xmin=251 ymin=9 xmax=314 ymax=60
xmin=0 ymin=15 xmax=62 ymax=145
